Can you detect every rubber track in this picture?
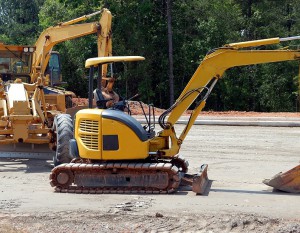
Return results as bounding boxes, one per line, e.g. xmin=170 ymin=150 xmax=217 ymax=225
xmin=50 ymin=161 xmax=182 ymax=194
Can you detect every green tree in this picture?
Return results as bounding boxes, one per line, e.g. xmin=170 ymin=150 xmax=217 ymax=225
xmin=0 ymin=0 xmax=39 ymax=44
xmin=4 ymin=0 xmax=296 ymax=111
xmin=104 ymin=0 xmax=169 ymax=106
xmin=209 ymin=0 xmax=300 ymax=112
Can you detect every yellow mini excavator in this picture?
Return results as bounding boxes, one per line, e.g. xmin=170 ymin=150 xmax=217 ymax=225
xmin=50 ymin=36 xmax=300 ymax=194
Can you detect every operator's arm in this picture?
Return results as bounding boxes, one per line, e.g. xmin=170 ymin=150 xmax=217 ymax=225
xmin=101 ymin=88 xmax=119 ymax=108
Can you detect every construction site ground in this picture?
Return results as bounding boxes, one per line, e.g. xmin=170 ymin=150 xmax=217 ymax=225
xmin=1 ymin=111 xmax=300 ymax=232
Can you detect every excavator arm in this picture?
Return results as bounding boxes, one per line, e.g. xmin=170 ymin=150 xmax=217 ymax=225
xmin=152 ymin=36 xmax=300 ymax=158
xmin=31 ymin=8 xmax=112 ymax=84
xmin=150 ymin=36 xmax=300 ymax=193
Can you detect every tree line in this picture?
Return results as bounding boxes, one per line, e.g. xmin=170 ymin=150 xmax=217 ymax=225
xmin=1 ymin=0 xmax=300 ymax=111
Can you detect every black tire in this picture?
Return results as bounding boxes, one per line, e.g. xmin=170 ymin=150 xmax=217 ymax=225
xmin=52 ymin=114 xmax=74 ymax=167
xmin=65 ymin=95 xmax=74 ymax=109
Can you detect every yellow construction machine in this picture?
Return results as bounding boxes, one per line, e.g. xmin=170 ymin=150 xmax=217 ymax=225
xmin=50 ymin=36 xmax=300 ymax=194
xmin=0 ymin=9 xmax=112 ymax=165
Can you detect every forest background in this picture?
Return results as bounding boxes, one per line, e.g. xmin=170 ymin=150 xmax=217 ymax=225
xmin=1 ymin=0 xmax=300 ymax=112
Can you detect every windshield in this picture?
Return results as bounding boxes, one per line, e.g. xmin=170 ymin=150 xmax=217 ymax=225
xmin=0 ymin=50 xmax=32 ymax=74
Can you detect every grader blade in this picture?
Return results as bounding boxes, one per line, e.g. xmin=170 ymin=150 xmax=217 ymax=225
xmin=263 ymin=164 xmax=300 ymax=193
xmin=0 ymin=143 xmax=54 ymax=159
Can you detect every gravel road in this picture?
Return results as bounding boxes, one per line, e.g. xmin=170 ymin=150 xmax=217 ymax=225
xmin=0 ymin=124 xmax=300 ymax=232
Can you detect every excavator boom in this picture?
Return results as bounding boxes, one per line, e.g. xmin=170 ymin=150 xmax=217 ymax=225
xmin=155 ymin=36 xmax=300 ymax=193
xmin=154 ymin=37 xmax=300 ymax=159
xmin=31 ymin=8 xmax=112 ymax=83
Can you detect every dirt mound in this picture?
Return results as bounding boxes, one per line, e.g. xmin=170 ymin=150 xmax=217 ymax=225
xmin=72 ymin=98 xmax=300 ymax=117
xmin=127 ymin=102 xmax=300 ymax=118
xmin=1 ymin=212 xmax=300 ymax=233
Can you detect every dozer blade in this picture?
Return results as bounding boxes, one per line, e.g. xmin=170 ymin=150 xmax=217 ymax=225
xmin=0 ymin=143 xmax=54 ymax=159
xmin=263 ymin=164 xmax=300 ymax=193
xmin=181 ymin=164 xmax=209 ymax=194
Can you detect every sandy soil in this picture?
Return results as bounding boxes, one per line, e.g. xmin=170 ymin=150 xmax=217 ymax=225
xmin=1 ymin=124 xmax=300 ymax=232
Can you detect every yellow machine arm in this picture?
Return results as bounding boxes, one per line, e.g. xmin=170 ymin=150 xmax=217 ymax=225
xmin=31 ymin=8 xmax=112 ymax=83
xmin=153 ymin=36 xmax=300 ymax=157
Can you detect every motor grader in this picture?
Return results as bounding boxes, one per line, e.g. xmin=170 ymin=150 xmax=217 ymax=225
xmin=0 ymin=8 xmax=112 ymax=165
xmin=50 ymin=36 xmax=300 ymax=194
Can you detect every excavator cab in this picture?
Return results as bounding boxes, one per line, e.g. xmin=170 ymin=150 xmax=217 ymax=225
xmin=69 ymin=56 xmax=151 ymax=161
xmin=90 ymin=56 xmax=156 ymax=136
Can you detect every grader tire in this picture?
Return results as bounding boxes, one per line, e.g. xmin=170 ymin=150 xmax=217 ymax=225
xmin=52 ymin=114 xmax=74 ymax=167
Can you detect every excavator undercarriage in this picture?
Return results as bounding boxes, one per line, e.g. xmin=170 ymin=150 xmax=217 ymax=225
xmin=50 ymin=156 xmax=209 ymax=194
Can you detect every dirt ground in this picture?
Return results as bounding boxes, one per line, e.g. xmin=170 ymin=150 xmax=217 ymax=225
xmin=75 ymin=99 xmax=300 ymax=117
xmin=1 ymin=122 xmax=300 ymax=232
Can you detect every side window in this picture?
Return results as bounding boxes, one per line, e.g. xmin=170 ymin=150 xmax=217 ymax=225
xmin=47 ymin=53 xmax=61 ymax=85
xmin=0 ymin=58 xmax=10 ymax=73
xmin=49 ymin=54 xmax=60 ymax=71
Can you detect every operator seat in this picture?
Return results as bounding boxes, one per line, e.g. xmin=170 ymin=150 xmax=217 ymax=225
xmin=93 ymin=88 xmax=108 ymax=109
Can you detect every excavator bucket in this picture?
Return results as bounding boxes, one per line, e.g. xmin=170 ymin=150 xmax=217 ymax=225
xmin=263 ymin=164 xmax=300 ymax=193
